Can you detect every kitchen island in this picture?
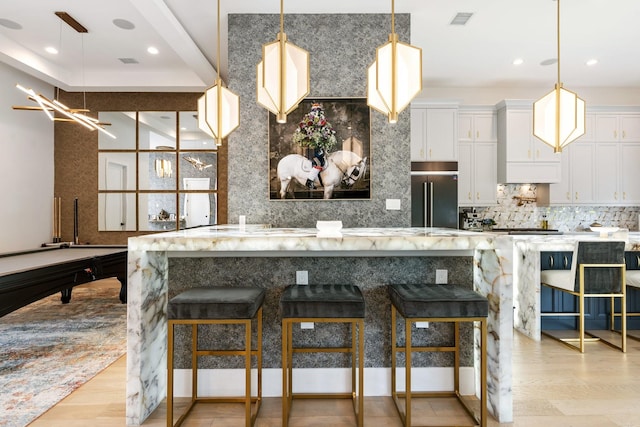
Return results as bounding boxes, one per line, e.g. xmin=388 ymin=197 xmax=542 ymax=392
xmin=513 ymin=231 xmax=640 ymax=340
xmin=125 ymin=226 xmax=514 ymax=425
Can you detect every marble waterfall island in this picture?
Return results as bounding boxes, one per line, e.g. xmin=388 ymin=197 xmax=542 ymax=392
xmin=126 ymin=226 xmax=514 ymax=425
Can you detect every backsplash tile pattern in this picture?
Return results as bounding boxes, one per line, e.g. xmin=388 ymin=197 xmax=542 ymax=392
xmin=473 ymin=184 xmax=640 ymax=231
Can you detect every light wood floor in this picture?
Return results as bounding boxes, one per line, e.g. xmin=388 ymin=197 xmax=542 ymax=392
xmin=28 ymin=331 xmax=640 ymax=427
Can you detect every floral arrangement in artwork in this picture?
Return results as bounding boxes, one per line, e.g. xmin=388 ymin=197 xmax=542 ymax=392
xmin=292 ymin=103 xmax=337 ymax=150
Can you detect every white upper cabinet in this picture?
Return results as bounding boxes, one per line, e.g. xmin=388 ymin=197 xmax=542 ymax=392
xmin=496 ymin=100 xmax=561 ymax=183
xmin=595 ymin=114 xmax=640 ymax=142
xmin=410 ymin=103 xmax=458 ymax=161
xmin=458 ymin=111 xmax=497 ymax=206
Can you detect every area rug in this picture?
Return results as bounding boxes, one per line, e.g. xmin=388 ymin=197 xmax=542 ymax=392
xmin=0 ymin=279 xmax=127 ymax=427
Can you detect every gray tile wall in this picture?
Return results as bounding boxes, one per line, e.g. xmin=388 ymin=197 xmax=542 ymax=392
xmin=168 ymin=255 xmax=473 ymax=369
xmin=227 ymin=14 xmax=412 ymax=228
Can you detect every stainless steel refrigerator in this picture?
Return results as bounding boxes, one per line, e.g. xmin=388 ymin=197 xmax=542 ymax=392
xmin=410 ymin=162 xmax=459 ymax=228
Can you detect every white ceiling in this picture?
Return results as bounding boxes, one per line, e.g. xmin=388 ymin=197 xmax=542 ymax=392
xmin=0 ymin=0 xmax=638 ymax=92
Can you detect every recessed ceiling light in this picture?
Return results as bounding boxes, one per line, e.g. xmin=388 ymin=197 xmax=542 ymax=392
xmin=0 ymin=18 xmax=22 ymax=30
xmin=45 ymin=46 xmax=59 ymax=54
xmin=512 ymin=58 xmax=524 ymax=66
xmin=147 ymin=46 xmax=159 ymax=55
xmin=586 ymin=59 xmax=598 ymax=66
xmin=113 ymin=18 xmax=135 ymax=30
xmin=540 ymin=58 xmax=557 ymax=66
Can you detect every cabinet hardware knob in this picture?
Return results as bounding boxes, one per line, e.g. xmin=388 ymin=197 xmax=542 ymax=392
xmin=614 ymin=130 xmax=618 ymax=138
xmin=563 ymin=256 xmax=569 ymax=268
xmin=624 ymin=192 xmax=627 ymax=200
xmin=476 ymin=130 xmax=480 ymax=138
xmin=429 ymin=148 xmax=432 ymax=158
xmin=614 ymin=192 xmax=618 ymax=200
xmin=477 ymin=192 xmax=480 ymax=200
xmin=549 ymin=256 xmax=554 ymax=268
xmin=566 ymin=192 xmax=570 ymax=200
xmin=623 ymin=131 xmax=626 ymax=139
xmin=468 ymin=130 xmax=472 ymax=138
xmin=575 ymin=192 xmax=578 ymax=200
xmin=468 ymin=192 xmax=472 ymax=200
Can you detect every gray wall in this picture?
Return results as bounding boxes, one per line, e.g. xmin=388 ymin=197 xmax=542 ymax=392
xmin=227 ymin=14 xmax=411 ymax=228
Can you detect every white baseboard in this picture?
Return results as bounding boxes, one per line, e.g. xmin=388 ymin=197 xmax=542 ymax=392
xmin=172 ymin=367 xmax=475 ymax=397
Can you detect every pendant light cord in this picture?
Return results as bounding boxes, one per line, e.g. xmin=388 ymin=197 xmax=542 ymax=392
xmin=556 ymin=0 xmax=561 ymax=85
xmin=217 ymin=0 xmax=221 ymax=79
xmin=391 ymin=0 xmax=395 ymax=34
xmin=280 ymin=0 xmax=284 ymax=34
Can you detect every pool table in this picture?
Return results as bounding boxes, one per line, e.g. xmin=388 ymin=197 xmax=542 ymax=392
xmin=0 ymin=244 xmax=127 ymax=317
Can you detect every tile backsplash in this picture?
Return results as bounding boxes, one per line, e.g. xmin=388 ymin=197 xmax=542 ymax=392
xmin=469 ymin=184 xmax=640 ymax=231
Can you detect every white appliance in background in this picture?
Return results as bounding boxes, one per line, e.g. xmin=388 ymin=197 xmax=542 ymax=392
xmin=183 ymin=178 xmax=210 ymax=228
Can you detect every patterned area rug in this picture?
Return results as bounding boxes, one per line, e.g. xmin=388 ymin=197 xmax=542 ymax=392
xmin=0 ymin=279 xmax=126 ymax=427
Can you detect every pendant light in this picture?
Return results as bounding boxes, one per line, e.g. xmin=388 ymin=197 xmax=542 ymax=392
xmin=367 ymin=0 xmax=422 ymax=124
xmin=197 ymin=0 xmax=240 ymax=146
xmin=13 ymin=12 xmax=115 ymax=139
xmin=533 ymin=0 xmax=585 ymax=153
xmin=256 ymin=0 xmax=310 ymax=124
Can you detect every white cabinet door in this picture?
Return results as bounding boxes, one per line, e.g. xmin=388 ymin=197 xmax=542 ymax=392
xmin=410 ymin=108 xmax=427 ymax=161
xmin=549 ymin=147 xmax=571 ymax=204
xmin=426 ymin=108 xmax=457 ymax=161
xmin=458 ymin=142 xmax=473 ymax=205
xmin=411 ymin=107 xmax=457 ymax=161
xmin=595 ymin=115 xmax=619 ymax=141
xmin=620 ymin=143 xmax=640 ymax=203
xmin=595 ymin=142 xmax=620 ymax=203
xmin=620 ymin=115 xmax=640 ymax=141
xmin=474 ymin=142 xmax=498 ymax=205
xmin=474 ymin=114 xmax=497 ymax=142
xmin=570 ymin=143 xmax=596 ymax=204
xmin=504 ymin=110 xmax=532 ymax=161
xmin=458 ymin=114 xmax=474 ymax=143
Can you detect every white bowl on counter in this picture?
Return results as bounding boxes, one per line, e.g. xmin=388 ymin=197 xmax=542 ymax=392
xmin=590 ymin=226 xmax=619 ymax=237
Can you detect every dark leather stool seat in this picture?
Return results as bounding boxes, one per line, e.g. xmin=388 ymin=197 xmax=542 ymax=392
xmin=280 ymin=284 xmax=365 ymax=427
xmin=167 ymin=287 xmax=265 ymax=427
xmin=388 ymin=283 xmax=488 ymax=427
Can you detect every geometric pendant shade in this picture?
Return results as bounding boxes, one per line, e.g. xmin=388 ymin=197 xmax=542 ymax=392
xmin=532 ymin=0 xmax=585 ymax=153
xmin=197 ymin=0 xmax=240 ymax=146
xmin=367 ymin=0 xmax=422 ymax=124
xmin=256 ymin=0 xmax=310 ymax=124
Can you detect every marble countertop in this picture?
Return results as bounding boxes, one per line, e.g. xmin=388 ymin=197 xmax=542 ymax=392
xmin=507 ymin=230 xmax=640 ymax=251
xmin=128 ymin=225 xmax=509 ymax=254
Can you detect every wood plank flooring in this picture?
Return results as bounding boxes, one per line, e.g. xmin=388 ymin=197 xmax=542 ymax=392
xmin=28 ymin=330 xmax=640 ymax=426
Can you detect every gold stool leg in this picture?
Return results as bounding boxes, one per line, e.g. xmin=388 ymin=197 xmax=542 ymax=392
xmin=405 ymin=317 xmax=412 ymax=427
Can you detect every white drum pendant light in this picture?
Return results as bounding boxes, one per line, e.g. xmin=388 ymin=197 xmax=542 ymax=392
xmin=533 ymin=0 xmax=585 ymax=153
xmin=256 ymin=0 xmax=310 ymax=124
xmin=367 ymin=0 xmax=422 ymax=124
xmin=198 ymin=0 xmax=240 ymax=146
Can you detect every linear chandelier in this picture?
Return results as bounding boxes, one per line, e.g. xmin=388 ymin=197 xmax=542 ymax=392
xmin=533 ymin=0 xmax=585 ymax=153
xmin=13 ymin=84 xmax=115 ymax=138
xmin=367 ymin=0 xmax=422 ymax=124
xmin=256 ymin=0 xmax=310 ymax=124
xmin=197 ymin=0 xmax=240 ymax=146
xmin=12 ymin=11 xmax=115 ymax=139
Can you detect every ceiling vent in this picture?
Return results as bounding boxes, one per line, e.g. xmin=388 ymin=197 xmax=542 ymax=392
xmin=119 ymin=58 xmax=139 ymax=64
xmin=450 ymin=12 xmax=473 ymax=26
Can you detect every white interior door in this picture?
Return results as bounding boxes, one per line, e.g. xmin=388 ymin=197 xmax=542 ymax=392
xmin=183 ymin=178 xmax=210 ymax=228
xmin=104 ymin=162 xmax=127 ymax=230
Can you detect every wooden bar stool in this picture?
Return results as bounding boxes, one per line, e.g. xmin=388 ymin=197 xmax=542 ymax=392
xmin=388 ymin=283 xmax=488 ymax=427
xmin=167 ymin=287 xmax=265 ymax=427
xmin=280 ymin=284 xmax=365 ymax=427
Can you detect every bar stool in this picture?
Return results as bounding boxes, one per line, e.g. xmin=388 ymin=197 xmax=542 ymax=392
xmin=280 ymin=284 xmax=365 ymax=427
xmin=388 ymin=283 xmax=488 ymax=427
xmin=167 ymin=287 xmax=265 ymax=427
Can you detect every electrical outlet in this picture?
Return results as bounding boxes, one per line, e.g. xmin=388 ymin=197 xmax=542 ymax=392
xmin=301 ymin=322 xmax=314 ymax=329
xmin=296 ymin=270 xmax=308 ymax=285
xmin=416 ymin=321 xmax=429 ymax=328
xmin=385 ymin=199 xmax=401 ymax=210
xmin=436 ymin=269 xmax=448 ymax=284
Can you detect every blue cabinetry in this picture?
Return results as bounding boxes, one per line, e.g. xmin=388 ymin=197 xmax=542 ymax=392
xmin=541 ymin=251 xmax=640 ymax=330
